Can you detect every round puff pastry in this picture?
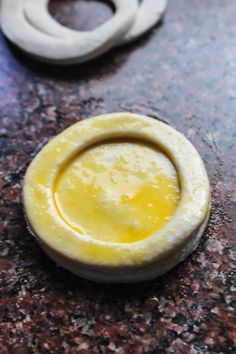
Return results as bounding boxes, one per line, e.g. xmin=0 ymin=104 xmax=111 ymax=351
xmin=1 ymin=0 xmax=137 ymax=64
xmin=23 ymin=113 xmax=211 ymax=283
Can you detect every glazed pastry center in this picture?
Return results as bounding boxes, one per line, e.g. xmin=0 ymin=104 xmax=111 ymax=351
xmin=54 ymin=141 xmax=180 ymax=243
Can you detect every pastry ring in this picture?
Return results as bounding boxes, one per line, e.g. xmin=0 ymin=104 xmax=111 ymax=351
xmin=1 ymin=0 xmax=138 ymax=64
xmin=23 ymin=113 xmax=211 ymax=283
xmin=1 ymin=0 xmax=167 ymax=65
xmin=24 ymin=0 xmax=167 ymax=44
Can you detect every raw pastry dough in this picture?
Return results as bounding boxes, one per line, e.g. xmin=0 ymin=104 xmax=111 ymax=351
xmin=1 ymin=0 xmax=167 ymax=64
xmin=24 ymin=0 xmax=167 ymax=44
xmin=23 ymin=113 xmax=211 ymax=283
xmin=1 ymin=0 xmax=138 ymax=64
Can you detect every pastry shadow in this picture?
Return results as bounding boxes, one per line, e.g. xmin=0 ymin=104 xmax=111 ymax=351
xmin=1 ymin=20 xmax=164 ymax=83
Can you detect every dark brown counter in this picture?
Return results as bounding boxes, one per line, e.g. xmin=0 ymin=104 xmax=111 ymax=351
xmin=0 ymin=0 xmax=235 ymax=353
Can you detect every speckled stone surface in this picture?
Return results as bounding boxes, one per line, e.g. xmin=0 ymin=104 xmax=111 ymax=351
xmin=0 ymin=0 xmax=235 ymax=353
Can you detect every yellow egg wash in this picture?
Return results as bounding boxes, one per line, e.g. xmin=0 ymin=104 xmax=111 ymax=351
xmin=54 ymin=140 xmax=180 ymax=243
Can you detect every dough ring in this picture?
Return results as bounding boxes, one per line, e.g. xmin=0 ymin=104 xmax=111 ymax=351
xmin=24 ymin=0 xmax=167 ymax=44
xmin=23 ymin=113 xmax=211 ymax=283
xmin=1 ymin=0 xmax=138 ymax=64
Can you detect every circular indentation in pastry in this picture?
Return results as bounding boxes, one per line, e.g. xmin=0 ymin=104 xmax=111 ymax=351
xmin=23 ymin=113 xmax=211 ymax=283
xmin=54 ymin=140 xmax=180 ymax=243
xmin=1 ymin=0 xmax=138 ymax=64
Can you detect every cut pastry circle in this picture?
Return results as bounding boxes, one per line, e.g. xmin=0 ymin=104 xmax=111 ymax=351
xmin=1 ymin=0 xmax=138 ymax=64
xmin=23 ymin=113 xmax=211 ymax=283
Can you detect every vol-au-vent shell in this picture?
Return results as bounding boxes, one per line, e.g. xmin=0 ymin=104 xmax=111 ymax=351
xmin=23 ymin=113 xmax=211 ymax=283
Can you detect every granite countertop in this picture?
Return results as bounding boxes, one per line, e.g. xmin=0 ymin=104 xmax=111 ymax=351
xmin=0 ymin=0 xmax=235 ymax=353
